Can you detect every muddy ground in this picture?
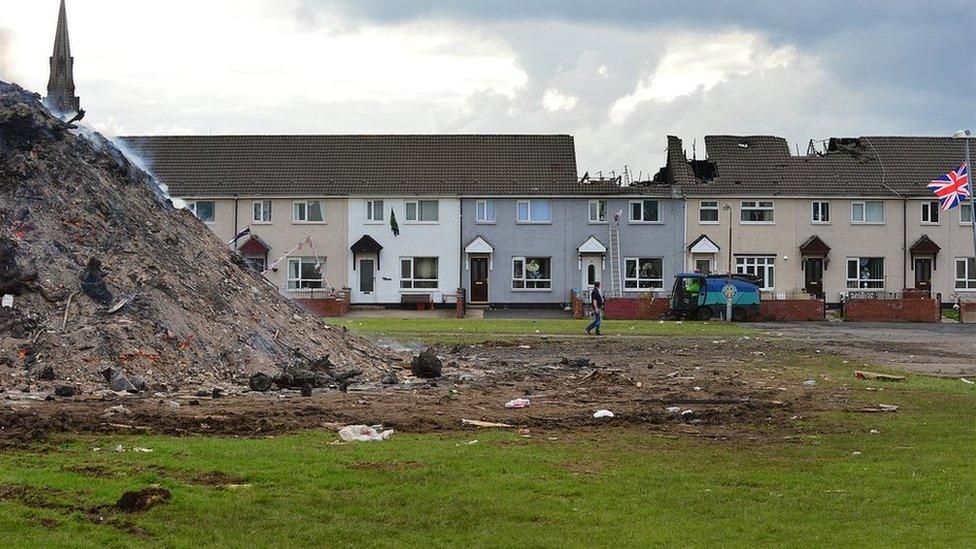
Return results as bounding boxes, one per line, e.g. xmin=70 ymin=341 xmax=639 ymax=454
xmin=1 ymin=332 xmax=897 ymax=445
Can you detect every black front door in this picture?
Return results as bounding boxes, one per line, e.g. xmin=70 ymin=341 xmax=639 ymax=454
xmin=359 ymin=259 xmax=375 ymax=293
xmin=804 ymin=257 xmax=824 ymax=297
xmin=470 ymin=257 xmax=489 ymax=302
xmin=914 ymin=257 xmax=933 ymax=294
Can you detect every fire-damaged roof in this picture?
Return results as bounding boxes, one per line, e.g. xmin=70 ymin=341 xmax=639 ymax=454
xmin=665 ymin=135 xmax=976 ymax=198
xmin=119 ymin=134 xmax=619 ymax=197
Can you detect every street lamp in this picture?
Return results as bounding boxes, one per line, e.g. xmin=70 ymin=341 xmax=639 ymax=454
xmin=722 ymin=202 xmax=733 ymax=321
xmin=954 ymin=130 xmax=975 ymax=261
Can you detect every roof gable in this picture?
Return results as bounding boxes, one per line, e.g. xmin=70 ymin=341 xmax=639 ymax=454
xmin=464 ymin=236 xmax=494 ymax=254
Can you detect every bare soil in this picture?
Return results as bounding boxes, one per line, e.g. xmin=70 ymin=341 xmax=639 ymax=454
xmin=0 ymin=335 xmax=867 ymax=445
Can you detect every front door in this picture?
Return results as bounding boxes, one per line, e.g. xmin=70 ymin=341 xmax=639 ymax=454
xmin=914 ymin=257 xmax=933 ymax=294
xmin=581 ymin=256 xmax=602 ymax=290
xmin=470 ymin=257 xmax=489 ymax=302
xmin=804 ymin=257 xmax=824 ymax=297
xmin=359 ymin=259 xmax=375 ymax=295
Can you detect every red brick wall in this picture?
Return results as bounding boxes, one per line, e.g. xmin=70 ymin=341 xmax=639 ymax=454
xmin=758 ymin=300 xmax=824 ymax=321
xmin=571 ymin=292 xmax=584 ymax=319
xmin=603 ymin=298 xmax=670 ymax=320
xmin=960 ymin=302 xmax=976 ymax=323
xmin=295 ymin=289 xmax=351 ymax=318
xmin=845 ymin=298 xmax=939 ymax=323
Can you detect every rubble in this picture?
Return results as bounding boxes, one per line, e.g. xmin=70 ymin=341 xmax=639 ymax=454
xmin=0 ymin=81 xmax=387 ymax=394
xmin=411 ymin=348 xmax=443 ymax=378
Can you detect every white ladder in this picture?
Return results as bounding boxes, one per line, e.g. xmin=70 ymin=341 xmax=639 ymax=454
xmin=608 ymin=212 xmax=623 ymax=297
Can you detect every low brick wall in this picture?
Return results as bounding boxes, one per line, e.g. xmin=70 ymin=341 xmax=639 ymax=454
xmin=294 ymin=290 xmax=351 ymax=318
xmin=960 ymin=302 xmax=976 ymax=323
xmin=845 ymin=298 xmax=939 ymax=323
xmin=603 ymin=297 xmax=670 ymax=320
xmin=571 ymin=292 xmax=584 ymax=320
xmin=758 ymin=299 xmax=824 ymax=321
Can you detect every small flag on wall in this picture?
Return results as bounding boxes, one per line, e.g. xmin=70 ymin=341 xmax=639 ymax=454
xmin=390 ymin=209 xmax=400 ymax=236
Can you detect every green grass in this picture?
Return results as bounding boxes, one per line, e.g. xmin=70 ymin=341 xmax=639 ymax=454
xmin=2 ymin=360 xmax=973 ymax=547
xmin=328 ymin=317 xmax=754 ymax=340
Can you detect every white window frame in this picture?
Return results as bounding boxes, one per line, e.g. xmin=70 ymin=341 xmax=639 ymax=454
xmin=735 ymin=256 xmax=775 ymax=290
xmin=624 ymin=257 xmax=664 ymax=291
xmin=516 ymin=200 xmax=552 ymax=224
xmin=588 ymin=200 xmax=608 ymax=223
xmin=811 ymin=201 xmax=830 ymax=224
xmin=476 ymin=199 xmax=496 ymax=224
xmin=851 ymin=200 xmax=884 ymax=224
xmin=365 ymin=200 xmax=385 ymax=223
xmin=699 ymin=201 xmax=719 ymax=224
xmin=292 ymin=200 xmax=326 ymax=223
xmin=740 ymin=201 xmax=774 ymax=224
xmin=286 ymin=257 xmax=324 ymax=290
xmin=921 ymin=201 xmax=940 ymax=224
xmin=405 ymin=200 xmax=439 ymax=223
xmin=961 ymin=204 xmax=974 ymax=225
xmin=188 ymin=200 xmax=216 ymax=223
xmin=629 ymin=199 xmax=661 ymax=223
xmin=512 ymin=256 xmax=552 ymax=291
xmin=956 ymin=257 xmax=976 ymax=290
xmin=846 ymin=257 xmax=885 ymax=289
xmin=252 ymin=200 xmax=272 ymax=224
xmin=400 ymin=257 xmax=439 ymax=290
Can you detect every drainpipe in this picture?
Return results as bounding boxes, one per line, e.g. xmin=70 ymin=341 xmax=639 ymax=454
xmin=233 ymin=196 xmax=239 ymax=250
xmin=903 ymin=198 xmax=908 ymax=290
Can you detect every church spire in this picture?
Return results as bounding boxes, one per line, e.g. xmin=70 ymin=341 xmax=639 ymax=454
xmin=46 ymin=0 xmax=81 ymax=114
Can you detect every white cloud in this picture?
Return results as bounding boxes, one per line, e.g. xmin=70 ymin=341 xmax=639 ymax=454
xmin=609 ymin=32 xmax=795 ymax=123
xmin=542 ymin=88 xmax=577 ymax=111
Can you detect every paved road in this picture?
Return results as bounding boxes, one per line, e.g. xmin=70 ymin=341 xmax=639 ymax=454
xmin=757 ymin=322 xmax=976 ymax=376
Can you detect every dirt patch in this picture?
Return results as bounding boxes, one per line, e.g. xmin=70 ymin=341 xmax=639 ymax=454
xmin=115 ymin=487 xmax=170 ymax=513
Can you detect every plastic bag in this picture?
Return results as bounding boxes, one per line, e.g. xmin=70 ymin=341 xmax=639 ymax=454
xmin=338 ymin=425 xmax=394 ymax=442
xmin=504 ymin=398 xmax=531 ymax=409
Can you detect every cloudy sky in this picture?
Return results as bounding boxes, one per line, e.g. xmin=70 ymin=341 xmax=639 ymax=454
xmin=1 ymin=0 xmax=973 ymax=175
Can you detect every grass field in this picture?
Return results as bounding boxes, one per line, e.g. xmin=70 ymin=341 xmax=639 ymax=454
xmin=328 ymin=317 xmax=755 ymax=341
xmin=2 ymin=321 xmax=974 ymax=547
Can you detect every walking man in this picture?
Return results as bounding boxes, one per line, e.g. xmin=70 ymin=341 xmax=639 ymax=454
xmin=586 ymin=281 xmax=604 ymax=336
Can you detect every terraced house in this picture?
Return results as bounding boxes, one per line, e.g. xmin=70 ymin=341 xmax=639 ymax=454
xmin=663 ymin=134 xmax=976 ymax=304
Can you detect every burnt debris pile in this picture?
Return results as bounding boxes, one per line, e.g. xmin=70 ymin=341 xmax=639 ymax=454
xmin=0 ymin=81 xmax=384 ymax=395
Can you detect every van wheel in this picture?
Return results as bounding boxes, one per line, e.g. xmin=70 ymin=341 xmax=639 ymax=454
xmin=695 ymin=307 xmax=713 ymax=321
xmin=731 ymin=307 xmax=747 ymax=322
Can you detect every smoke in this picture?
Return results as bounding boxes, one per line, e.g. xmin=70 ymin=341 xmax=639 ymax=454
xmin=0 ymin=28 xmax=12 ymax=81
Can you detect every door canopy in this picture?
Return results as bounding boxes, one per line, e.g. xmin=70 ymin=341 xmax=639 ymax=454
xmin=688 ymin=234 xmax=720 ymax=254
xmin=464 ymin=235 xmax=494 ymax=254
xmin=577 ymin=235 xmax=607 ymax=254
xmin=351 ymin=235 xmax=383 ymax=270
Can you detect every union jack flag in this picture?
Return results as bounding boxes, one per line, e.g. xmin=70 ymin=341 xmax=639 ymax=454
xmin=928 ymin=163 xmax=970 ymax=211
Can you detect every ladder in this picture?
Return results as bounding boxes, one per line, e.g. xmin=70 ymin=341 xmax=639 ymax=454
xmin=608 ymin=211 xmax=623 ymax=297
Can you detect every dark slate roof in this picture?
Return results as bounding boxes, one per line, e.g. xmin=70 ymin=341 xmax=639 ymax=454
xmin=667 ymin=135 xmax=976 ymax=198
xmin=118 ymin=134 xmax=617 ymax=197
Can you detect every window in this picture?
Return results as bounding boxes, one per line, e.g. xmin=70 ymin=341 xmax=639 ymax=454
xmin=699 ymin=201 xmax=719 ymax=223
xmin=400 ymin=257 xmax=438 ymax=289
xmin=962 ymin=204 xmax=973 ymax=224
xmin=365 ymin=200 xmax=384 ymax=222
xmin=293 ymin=200 xmax=325 ymax=223
xmin=852 ymin=201 xmax=884 ymax=223
xmin=956 ymin=258 xmax=976 ymax=289
xmin=921 ymin=201 xmax=940 ymax=224
xmin=588 ymin=200 xmax=608 ymax=223
xmin=846 ymin=257 xmax=885 ymax=289
xmin=811 ymin=201 xmax=830 ymax=223
xmin=405 ymin=200 xmax=439 ymax=222
xmin=512 ymin=257 xmax=551 ymax=289
xmin=188 ymin=200 xmax=215 ymax=223
xmin=252 ymin=200 xmax=272 ymax=223
xmin=735 ymin=256 xmax=775 ymax=290
xmin=244 ymin=255 xmax=266 ymax=273
xmin=624 ymin=258 xmax=664 ymax=290
xmin=694 ymin=258 xmax=712 ymax=275
xmin=740 ymin=201 xmax=774 ymax=223
xmin=287 ymin=257 xmax=323 ymax=290
xmin=629 ymin=200 xmax=660 ymax=223
xmin=476 ymin=200 xmax=495 ymax=223
xmin=516 ymin=200 xmax=551 ymax=223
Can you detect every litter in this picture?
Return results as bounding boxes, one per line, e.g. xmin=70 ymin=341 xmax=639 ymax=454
xmin=961 ymin=378 xmax=974 ymax=385
xmin=337 ymin=424 xmax=394 ymax=442
xmin=132 ymin=447 xmax=153 ymax=453
xmin=855 ymin=404 xmax=899 ymax=413
xmin=518 ymin=428 xmax=531 ymax=437
xmin=461 ymin=419 xmax=513 ymax=428
xmin=1 ymin=294 xmax=12 ymax=308
xmin=114 ymin=444 xmax=124 ymax=453
xmin=854 ymin=370 xmax=905 ymax=382
xmin=666 ymin=406 xmax=682 ymax=414
xmin=593 ymin=409 xmax=614 ymax=418
xmin=803 ymin=379 xmax=816 ymax=386
xmin=504 ymin=398 xmax=531 ymax=409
